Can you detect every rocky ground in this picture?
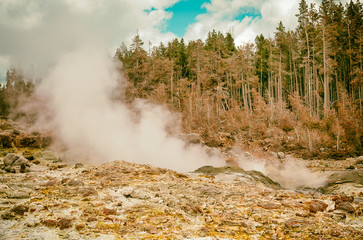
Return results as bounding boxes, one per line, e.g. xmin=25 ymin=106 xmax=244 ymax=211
xmin=0 ymin=148 xmax=362 ymax=240
xmin=0 ymin=120 xmax=363 ymax=239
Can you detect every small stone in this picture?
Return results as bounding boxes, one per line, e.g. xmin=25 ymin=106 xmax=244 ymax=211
xmin=33 ymin=160 xmax=40 ymax=165
xmin=225 ymin=158 xmax=239 ymax=167
xmin=331 ymin=212 xmax=346 ymax=220
xmin=284 ymin=218 xmax=312 ymax=228
xmin=41 ymin=219 xmax=57 ymax=228
xmin=25 ymin=220 xmax=37 ymax=227
xmin=75 ymin=224 xmax=85 ymax=231
xmin=79 ymin=187 xmax=98 ymax=197
xmin=355 ymin=158 xmax=363 ymax=165
xmin=102 ymin=207 xmax=117 ymax=215
xmin=11 ymin=205 xmax=29 ymax=215
xmin=329 ymin=229 xmax=341 ymax=237
xmin=4 ymin=166 xmax=16 ymax=173
xmin=346 ymin=165 xmax=355 ymax=170
xmin=277 ymin=152 xmax=285 ymax=159
xmin=57 ymin=218 xmax=73 ymax=230
xmin=87 ymin=217 xmax=97 ymax=222
xmin=222 ymin=220 xmax=248 ymax=227
xmin=332 ymin=194 xmax=354 ymax=205
xmin=20 ymin=163 xmax=27 ymax=173
xmin=24 ymin=155 xmax=34 ymax=161
xmin=1 ymin=211 xmax=15 ymax=220
xmin=261 ymin=203 xmax=281 ymax=210
xmin=12 ymin=129 xmax=20 ymax=135
xmin=61 ymin=178 xmax=70 ymax=185
xmin=296 ymin=212 xmax=310 ymax=217
xmin=45 ymin=180 xmax=58 ymax=186
xmin=13 ymin=157 xmax=29 ymax=166
xmin=68 ymin=180 xmax=84 ymax=186
xmin=7 ymin=191 xmax=30 ymax=199
xmin=3 ymin=153 xmax=20 ymax=166
xmin=336 ymin=202 xmax=355 ymax=213
xmin=74 ymin=163 xmax=84 ymax=168
xmin=0 ymin=185 xmax=10 ymax=193
xmin=307 ymin=200 xmax=328 ymax=213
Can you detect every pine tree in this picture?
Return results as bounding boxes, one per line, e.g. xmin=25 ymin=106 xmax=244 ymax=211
xmin=254 ymin=34 xmax=269 ymax=96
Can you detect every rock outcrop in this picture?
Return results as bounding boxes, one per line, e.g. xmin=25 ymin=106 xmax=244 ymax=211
xmin=0 ymin=153 xmax=362 ymax=239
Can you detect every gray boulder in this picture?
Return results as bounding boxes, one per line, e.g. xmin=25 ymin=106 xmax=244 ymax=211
xmin=3 ymin=153 xmax=30 ymax=173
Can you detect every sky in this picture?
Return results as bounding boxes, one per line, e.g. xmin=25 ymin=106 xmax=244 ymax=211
xmin=0 ymin=0 xmax=352 ymax=82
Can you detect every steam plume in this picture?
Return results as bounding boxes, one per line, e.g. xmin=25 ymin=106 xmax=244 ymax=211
xmin=230 ymin=148 xmax=326 ymax=189
xmin=36 ymin=46 xmax=223 ymax=172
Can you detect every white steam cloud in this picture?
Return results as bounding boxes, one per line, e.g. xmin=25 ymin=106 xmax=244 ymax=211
xmin=31 ymin=46 xmax=326 ymax=188
xmin=231 ymin=149 xmax=326 ymax=189
xmin=36 ymin=46 xmax=223 ymax=172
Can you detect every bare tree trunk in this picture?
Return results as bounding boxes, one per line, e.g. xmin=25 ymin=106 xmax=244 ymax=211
xmin=247 ymin=83 xmax=252 ymax=113
xmin=293 ymin=51 xmax=299 ymax=94
xmin=260 ymin=58 xmax=263 ymax=95
xmin=360 ymin=33 xmax=363 ymax=114
xmin=312 ymin=43 xmax=319 ymax=117
xmin=196 ymin=44 xmax=201 ymax=95
xmin=278 ymin=50 xmax=283 ymax=106
xmin=189 ymin=85 xmax=193 ymax=119
xmin=305 ymin=28 xmax=312 ymax=116
xmin=315 ymin=63 xmax=319 ymax=117
xmin=359 ymin=85 xmax=362 ymax=113
xmin=170 ymin=62 xmax=174 ymax=104
xmin=269 ymin=42 xmax=273 ymax=104
xmin=323 ymin=25 xmax=330 ymax=117
xmin=289 ymin=45 xmax=293 ymax=94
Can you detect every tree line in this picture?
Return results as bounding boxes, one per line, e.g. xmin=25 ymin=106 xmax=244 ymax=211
xmin=1 ymin=0 xmax=362 ymax=158
xmin=115 ymin=0 xmax=362 ymax=157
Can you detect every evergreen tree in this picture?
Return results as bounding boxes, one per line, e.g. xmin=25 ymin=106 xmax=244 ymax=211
xmin=255 ymin=34 xmax=269 ymax=96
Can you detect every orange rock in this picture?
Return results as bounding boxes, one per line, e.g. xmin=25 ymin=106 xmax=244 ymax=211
xmin=225 ymin=158 xmax=239 ymax=167
xmin=306 ymin=200 xmax=328 ymax=213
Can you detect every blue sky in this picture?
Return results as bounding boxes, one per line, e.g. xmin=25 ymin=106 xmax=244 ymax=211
xmin=164 ymin=0 xmax=209 ymax=37
xmin=164 ymin=0 xmax=262 ymax=37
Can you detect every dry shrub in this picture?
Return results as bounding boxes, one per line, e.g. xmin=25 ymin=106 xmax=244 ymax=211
xmin=274 ymin=102 xmax=296 ymax=133
xmin=336 ymin=90 xmax=362 ymax=155
xmin=150 ymin=84 xmax=169 ymax=105
xmin=292 ymin=127 xmax=329 ymax=158
xmin=289 ymin=92 xmax=320 ymax=129
xmin=266 ymin=126 xmax=288 ymax=151
xmin=249 ymin=88 xmax=270 ymax=139
xmin=145 ymin=81 xmax=361 ymax=158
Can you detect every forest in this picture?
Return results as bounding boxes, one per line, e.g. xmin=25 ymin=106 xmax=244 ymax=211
xmin=0 ymin=0 xmax=362 ymax=159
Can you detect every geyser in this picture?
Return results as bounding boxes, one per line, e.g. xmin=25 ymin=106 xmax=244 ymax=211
xmin=35 ymin=46 xmax=224 ymax=172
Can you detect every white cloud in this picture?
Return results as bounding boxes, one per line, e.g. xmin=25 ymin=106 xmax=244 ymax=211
xmin=0 ymin=0 xmax=179 ymax=79
xmin=0 ymin=0 xmax=356 ymax=80
xmin=184 ymin=0 xmax=330 ymax=46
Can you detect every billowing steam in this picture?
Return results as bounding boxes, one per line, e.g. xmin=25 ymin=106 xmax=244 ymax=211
xmin=35 ymin=46 xmax=224 ymax=172
xmin=230 ymin=148 xmax=326 ymax=189
xmin=18 ymin=45 xmax=326 ymax=188
xmin=264 ymin=159 xmax=326 ymax=189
